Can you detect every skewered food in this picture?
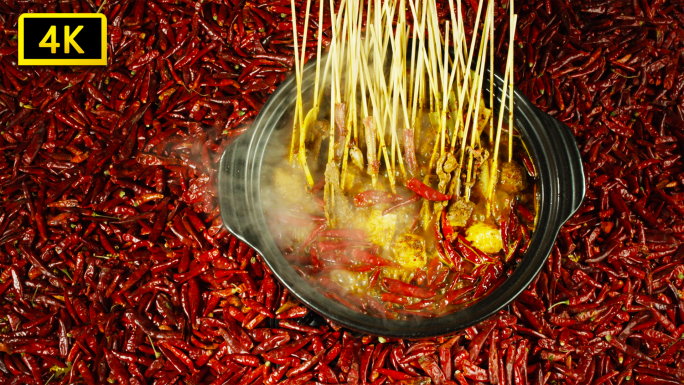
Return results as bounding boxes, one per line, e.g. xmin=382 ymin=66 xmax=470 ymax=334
xmin=264 ymin=0 xmax=533 ymax=319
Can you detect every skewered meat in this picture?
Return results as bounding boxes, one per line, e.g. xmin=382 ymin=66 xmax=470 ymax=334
xmin=447 ymin=199 xmax=475 ymax=228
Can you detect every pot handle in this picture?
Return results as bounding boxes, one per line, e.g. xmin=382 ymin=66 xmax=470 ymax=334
xmin=537 ymin=110 xmax=586 ymax=223
xmin=218 ymin=133 xmax=252 ymax=241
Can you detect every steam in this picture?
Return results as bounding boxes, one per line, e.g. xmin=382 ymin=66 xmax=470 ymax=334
xmin=258 ymin=74 xmax=428 ymax=320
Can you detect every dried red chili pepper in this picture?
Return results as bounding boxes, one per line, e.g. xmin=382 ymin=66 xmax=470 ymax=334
xmin=0 ymin=1 xmax=682 ymax=384
xmin=406 ymin=178 xmax=452 ymax=201
xmin=381 ymin=277 xmax=436 ymax=299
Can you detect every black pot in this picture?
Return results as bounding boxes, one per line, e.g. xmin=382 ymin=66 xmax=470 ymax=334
xmin=218 ymin=57 xmax=585 ymax=338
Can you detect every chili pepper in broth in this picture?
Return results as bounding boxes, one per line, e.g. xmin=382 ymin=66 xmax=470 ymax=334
xmin=406 ymin=178 xmax=452 ymax=201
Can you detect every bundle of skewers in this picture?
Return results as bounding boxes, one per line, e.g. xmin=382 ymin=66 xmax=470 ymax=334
xmin=289 ymin=0 xmax=519 ymax=215
xmin=268 ymin=0 xmax=538 ymax=317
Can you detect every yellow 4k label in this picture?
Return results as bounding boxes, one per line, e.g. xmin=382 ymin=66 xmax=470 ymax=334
xmin=18 ymin=13 xmax=107 ymax=66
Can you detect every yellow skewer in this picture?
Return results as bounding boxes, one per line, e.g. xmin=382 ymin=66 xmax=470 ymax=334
xmin=509 ymin=0 xmax=516 ymax=163
xmin=459 ymin=2 xmax=492 ymax=200
xmin=450 ymin=0 xmax=486 ymax=152
xmin=452 ymin=0 xmax=488 ymax=198
xmin=296 ymin=0 xmax=314 ymax=187
xmin=487 ymin=13 xmax=518 ymax=216
xmin=313 ymin=0 xmax=325 ymax=109
xmin=288 ymin=0 xmax=302 ymax=165
xmin=465 ymin=5 xmax=493 ymax=196
xmin=489 ymin=0 xmax=495 ymax=142
xmin=360 ymin=37 xmax=395 ymax=192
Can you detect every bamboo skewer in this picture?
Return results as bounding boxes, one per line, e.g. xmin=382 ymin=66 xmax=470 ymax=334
xmin=447 ymin=0 xmax=465 ymax=151
xmin=369 ymin=24 xmax=402 ymax=179
xmin=328 ymin=0 xmax=340 ymax=164
xmin=487 ymin=13 xmax=518 ymax=215
xmin=340 ymin=0 xmax=365 ymax=191
xmin=288 ymin=0 xmax=302 ymax=165
xmin=451 ymin=0 xmax=488 ymax=199
xmin=452 ymin=0 xmax=467 ymax=77
xmin=464 ymin=7 xmax=492 ymax=200
xmin=362 ymin=47 xmax=395 ymax=192
xmin=509 ymin=0 xmax=515 ymax=163
xmin=409 ymin=5 xmax=426 ymax=176
xmin=458 ymin=1 xmax=492 ymax=200
xmin=407 ymin=0 xmax=439 ymax=113
xmin=358 ymin=15 xmax=395 ymax=187
xmin=450 ymin=0 xmax=486 ymax=152
xmin=408 ymin=11 xmax=418 ymax=120
xmin=313 ymin=0 xmax=324 ymax=108
xmin=439 ymin=21 xmax=450 ymax=158
xmin=294 ymin=0 xmax=315 ymax=187
xmin=306 ymin=0 xmax=520 ymax=219
xmin=489 ymin=0 xmax=494 ymax=141
xmin=388 ymin=13 xmax=406 ymax=179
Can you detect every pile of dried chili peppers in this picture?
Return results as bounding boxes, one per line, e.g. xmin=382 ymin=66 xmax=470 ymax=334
xmin=0 ymin=0 xmax=683 ymax=384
